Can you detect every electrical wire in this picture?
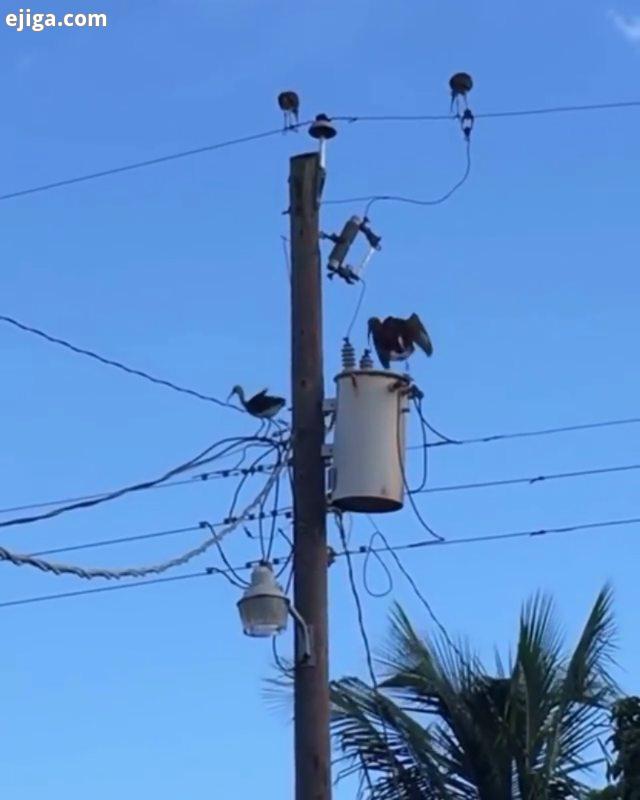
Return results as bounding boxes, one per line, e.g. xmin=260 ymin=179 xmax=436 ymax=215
xmin=0 ymin=570 xmax=214 ymax=609
xmin=332 ymin=100 xmax=640 ymax=124
xmin=324 ymin=139 xmax=471 ymax=213
xmin=366 ymin=138 xmax=471 ymax=217
xmin=265 ymin=450 xmax=284 ymax=560
xmin=407 ymin=415 xmax=640 ymax=450
xmin=0 ymin=435 xmax=274 ymax=530
xmin=395 ymin=390 xmax=444 ymax=542
xmin=0 ymin=460 xmax=280 ymax=516
xmin=410 ymin=397 xmax=429 ymax=493
xmin=201 ymin=522 xmax=249 ymax=588
xmin=339 ymin=514 xmax=640 ymax=561
xmin=31 ymin=523 xmax=205 ymax=557
xmin=344 ymin=277 xmax=368 ymax=341
xmin=0 ymin=121 xmax=313 ymax=202
xmin=474 ymin=100 xmax=640 ymax=119
xmin=4 ymin=100 xmax=637 ymax=203
xmin=411 ymin=462 xmax=640 ymax=496
xmin=0 ymin=314 xmax=242 ymax=411
xmin=226 ymin=445 xmax=283 ymax=545
xmin=3 ymin=511 xmax=639 ymax=609
xmin=335 ymin=513 xmax=404 ymax=794
xmin=0 ymin=461 xmax=286 ymax=580
xmin=362 ymin=531 xmax=394 ymax=599
xmin=364 ymin=521 xmax=461 ymax=655
xmin=27 ymin=512 xmax=294 ymax=561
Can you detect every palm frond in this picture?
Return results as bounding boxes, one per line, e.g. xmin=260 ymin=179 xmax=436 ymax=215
xmin=542 ymin=585 xmax=619 ymax=790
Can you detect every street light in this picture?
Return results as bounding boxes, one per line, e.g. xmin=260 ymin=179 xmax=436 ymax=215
xmin=237 ymin=564 xmax=288 ymax=637
xmin=237 ymin=564 xmax=313 ymax=662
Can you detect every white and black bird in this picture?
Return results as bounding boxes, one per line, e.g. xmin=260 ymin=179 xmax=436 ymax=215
xmin=278 ymin=91 xmax=300 ymax=130
xmin=229 ymin=386 xmax=286 ymax=419
xmin=367 ymin=314 xmax=434 ymax=370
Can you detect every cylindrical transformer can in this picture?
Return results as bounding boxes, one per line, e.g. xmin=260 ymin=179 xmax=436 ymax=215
xmin=329 ymin=369 xmax=411 ymax=513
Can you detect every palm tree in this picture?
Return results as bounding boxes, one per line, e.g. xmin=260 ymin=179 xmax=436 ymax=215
xmin=331 ymin=586 xmax=617 ymax=800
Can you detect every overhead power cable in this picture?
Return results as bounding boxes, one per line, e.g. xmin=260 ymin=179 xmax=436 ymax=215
xmin=28 ymin=507 xmax=294 ymax=558
xmin=409 ymin=416 xmax=640 ymax=450
xmin=2 ymin=100 xmax=639 ymax=203
xmin=0 ymin=461 xmax=280 ymax=516
xmin=0 ymin=435 xmax=281 ymax=530
xmin=0 ymin=314 xmax=243 ymax=411
xmin=0 ymin=461 xmax=286 ymax=580
xmin=4 ymin=450 xmax=637 ymax=522
xmin=339 ymin=515 xmax=640 ymax=560
xmin=324 ymin=138 xmax=471 ymax=213
xmin=410 ymin=462 xmax=640 ymax=496
xmin=0 ymin=570 xmax=212 ymax=608
xmin=0 ymin=122 xmax=312 ymax=201
xmin=335 ymin=100 xmax=640 ymax=124
xmin=2 ymin=511 xmax=638 ymax=609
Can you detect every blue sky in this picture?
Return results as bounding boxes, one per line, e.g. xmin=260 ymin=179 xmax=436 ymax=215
xmin=1 ymin=0 xmax=639 ymax=797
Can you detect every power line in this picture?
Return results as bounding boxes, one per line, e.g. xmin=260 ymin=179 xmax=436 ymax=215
xmin=363 ymin=521 xmax=461 ymax=654
xmin=1 ymin=425 xmax=636 ymax=541
xmin=474 ymin=100 xmax=640 ymax=119
xmin=0 ymin=461 xmax=287 ymax=580
xmin=409 ymin=416 xmax=640 ymax=450
xmin=0 ymin=462 xmax=279 ymax=516
xmin=0 ymin=438 xmax=243 ymax=529
xmin=0 ymin=314 xmax=243 ymax=411
xmin=29 ymin=508 xmax=295 ymax=559
xmin=0 ymin=123 xmax=312 ymax=202
xmin=324 ymin=138 xmax=471 ymax=213
xmin=0 ymin=569 xmax=214 ymax=609
xmin=411 ymin=462 xmax=640 ymax=496
xmin=339 ymin=514 xmax=640 ymax=560
xmin=0 ymin=435 xmax=281 ymax=530
xmin=2 ymin=100 xmax=639 ymax=204
xmin=31 ymin=524 xmax=204 ymax=557
xmin=3 ymin=512 xmax=637 ymax=609
xmin=335 ymin=100 xmax=640 ymax=124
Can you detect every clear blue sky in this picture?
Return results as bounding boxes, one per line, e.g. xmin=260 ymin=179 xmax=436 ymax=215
xmin=1 ymin=0 xmax=639 ymax=797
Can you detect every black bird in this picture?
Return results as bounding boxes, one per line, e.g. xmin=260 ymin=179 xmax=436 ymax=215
xmin=367 ymin=314 xmax=433 ymax=369
xmin=229 ymin=386 xmax=286 ymax=419
xmin=449 ymin=72 xmax=473 ymax=111
xmin=278 ymin=91 xmax=300 ymax=129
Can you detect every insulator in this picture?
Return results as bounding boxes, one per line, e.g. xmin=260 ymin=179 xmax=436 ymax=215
xmin=359 ymin=349 xmax=374 ymax=370
xmin=461 ymin=108 xmax=475 ymax=140
xmin=341 ymin=338 xmax=356 ymax=370
xmin=309 ymin=113 xmax=337 ymax=140
xmin=328 ymin=216 xmax=362 ymax=271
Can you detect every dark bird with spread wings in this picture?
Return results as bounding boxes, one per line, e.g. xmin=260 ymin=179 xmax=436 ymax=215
xmin=228 ymin=386 xmax=286 ymax=419
xmin=277 ymin=91 xmax=300 ymax=129
xmin=367 ymin=314 xmax=434 ymax=369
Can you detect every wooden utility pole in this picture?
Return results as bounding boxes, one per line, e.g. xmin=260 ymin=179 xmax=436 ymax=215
xmin=289 ymin=151 xmax=331 ymax=800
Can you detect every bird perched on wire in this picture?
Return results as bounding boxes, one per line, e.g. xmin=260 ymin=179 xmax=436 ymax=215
xmin=449 ymin=72 xmax=473 ymax=112
xmin=228 ymin=386 xmax=286 ymax=419
xmin=367 ymin=314 xmax=433 ymax=369
xmin=277 ymin=91 xmax=300 ymax=130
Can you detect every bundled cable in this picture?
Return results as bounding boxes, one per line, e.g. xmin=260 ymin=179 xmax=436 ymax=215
xmin=0 ymin=460 xmax=287 ymax=581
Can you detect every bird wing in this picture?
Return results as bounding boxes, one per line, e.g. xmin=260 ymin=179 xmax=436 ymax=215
xmin=370 ymin=326 xmax=391 ymax=369
xmin=253 ymin=388 xmax=269 ymax=399
xmin=407 ymin=313 xmax=434 ymax=356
